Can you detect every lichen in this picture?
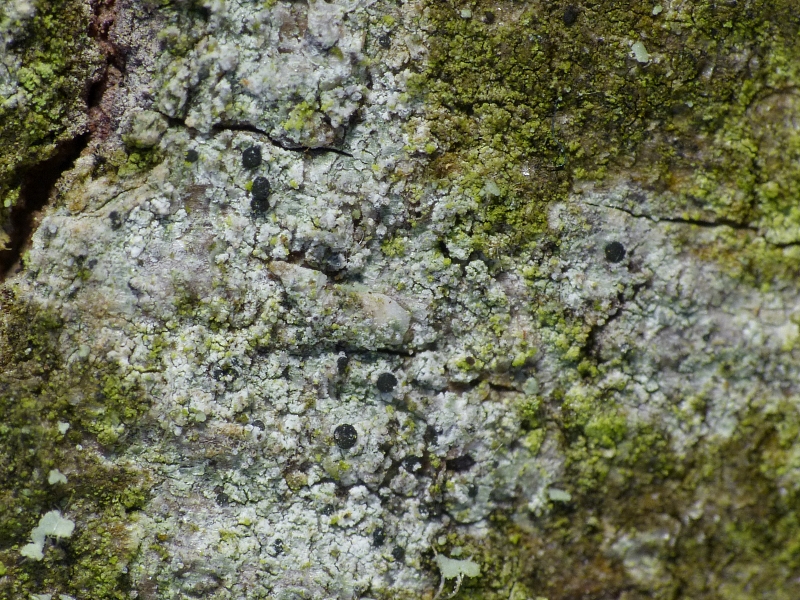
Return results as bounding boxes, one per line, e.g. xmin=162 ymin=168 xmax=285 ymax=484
xmin=3 ymin=0 xmax=800 ymax=597
xmin=0 ymin=0 xmax=102 ymax=249
xmin=414 ymin=0 xmax=800 ymax=270
xmin=0 ymin=290 xmax=151 ymax=598
xmin=401 ymin=1 xmax=800 ymax=597
xmin=412 ymin=398 xmax=800 ymax=600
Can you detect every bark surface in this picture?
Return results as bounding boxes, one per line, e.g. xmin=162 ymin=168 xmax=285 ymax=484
xmin=2 ymin=1 xmax=800 ymax=598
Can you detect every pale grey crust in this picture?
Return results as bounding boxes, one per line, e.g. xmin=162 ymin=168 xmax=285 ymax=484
xmin=3 ymin=0 xmax=800 ymax=598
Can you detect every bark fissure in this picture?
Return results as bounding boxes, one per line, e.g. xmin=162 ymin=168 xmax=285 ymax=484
xmin=0 ymin=0 xmax=126 ymax=281
xmin=211 ymin=120 xmax=355 ymax=158
xmin=0 ymin=134 xmax=90 ymax=280
xmin=584 ymin=201 xmax=759 ymax=232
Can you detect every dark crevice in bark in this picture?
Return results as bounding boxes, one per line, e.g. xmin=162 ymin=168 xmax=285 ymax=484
xmin=0 ymin=134 xmax=90 ymax=280
xmin=211 ymin=120 xmax=355 ymax=157
xmin=586 ymin=201 xmax=759 ymax=232
xmin=0 ymin=0 xmax=125 ymax=282
xmin=86 ymin=0 xmax=126 ymax=142
xmin=587 ymin=200 xmax=800 ymax=247
xmin=156 ymin=112 xmax=356 ymax=158
xmin=582 ymin=280 xmax=649 ymax=363
xmin=649 ymin=214 xmax=756 ymax=231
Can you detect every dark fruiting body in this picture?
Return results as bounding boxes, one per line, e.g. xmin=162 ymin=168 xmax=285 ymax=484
xmin=185 ymin=149 xmax=199 ymax=163
xmin=378 ymin=33 xmax=391 ymax=48
xmin=372 ymin=527 xmax=385 ymax=547
xmin=604 ymin=241 xmax=626 ymax=263
xmin=446 ymin=454 xmax=476 ymax=472
xmin=376 ymin=372 xmax=397 ymax=393
xmin=252 ymin=420 xmax=265 ymax=430
xmin=403 ymin=456 xmax=422 ymax=473
xmin=563 ymin=5 xmax=579 ymax=26
xmin=251 ymin=177 xmax=271 ymax=215
xmin=242 ymin=146 xmax=261 ymax=169
xmin=108 ymin=211 xmax=122 ymax=230
xmin=392 ymin=546 xmax=405 ymax=561
xmin=337 ymin=355 xmax=349 ymax=374
xmin=334 ymin=424 xmax=358 ymax=449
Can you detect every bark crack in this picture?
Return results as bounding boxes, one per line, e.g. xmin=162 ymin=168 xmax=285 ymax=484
xmin=585 ymin=200 xmax=800 ymax=248
xmin=0 ymin=0 xmax=125 ymax=281
xmin=214 ymin=121 xmax=355 ymax=158
xmin=583 ymin=200 xmax=759 ymax=232
xmin=0 ymin=134 xmax=90 ymax=280
xmin=157 ymin=112 xmax=355 ymax=158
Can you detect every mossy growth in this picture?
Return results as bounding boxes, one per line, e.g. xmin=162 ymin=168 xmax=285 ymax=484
xmin=422 ymin=398 xmax=800 ymax=599
xmin=117 ymin=146 xmax=167 ymax=179
xmin=0 ymin=289 xmax=152 ymax=598
xmin=0 ymin=0 xmax=102 ymax=248
xmin=414 ymin=0 xmax=800 ymax=270
xmin=281 ymin=100 xmax=319 ymax=134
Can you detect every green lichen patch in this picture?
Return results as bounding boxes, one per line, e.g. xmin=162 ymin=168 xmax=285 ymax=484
xmin=415 ymin=0 xmax=800 ymax=263
xmin=0 ymin=289 xmax=152 ymax=598
xmin=429 ymin=398 xmax=800 ymax=599
xmin=0 ymin=0 xmax=102 ymax=249
xmin=675 ymin=226 xmax=800 ymax=291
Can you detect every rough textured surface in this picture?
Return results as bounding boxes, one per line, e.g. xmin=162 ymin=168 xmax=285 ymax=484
xmin=0 ymin=0 xmax=104 ymax=260
xmin=3 ymin=0 xmax=800 ymax=598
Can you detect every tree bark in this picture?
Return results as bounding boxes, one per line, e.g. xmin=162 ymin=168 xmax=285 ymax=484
xmin=2 ymin=1 xmax=800 ymax=598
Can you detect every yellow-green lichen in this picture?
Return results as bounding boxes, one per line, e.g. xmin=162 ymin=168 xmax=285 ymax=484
xmin=406 ymin=4 xmax=800 ymax=597
xmin=0 ymin=0 xmax=102 ymax=249
xmin=415 ymin=0 xmax=800 ymax=272
xmin=415 ymin=398 xmax=800 ymax=600
xmin=0 ymin=290 xmax=152 ymax=598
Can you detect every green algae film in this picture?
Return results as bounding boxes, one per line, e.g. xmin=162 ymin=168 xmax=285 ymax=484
xmin=416 ymin=0 xmax=800 ymax=275
xmin=407 ymin=1 xmax=800 ymax=598
xmin=0 ymin=293 xmax=151 ymax=599
xmin=0 ymin=0 xmax=102 ymax=253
